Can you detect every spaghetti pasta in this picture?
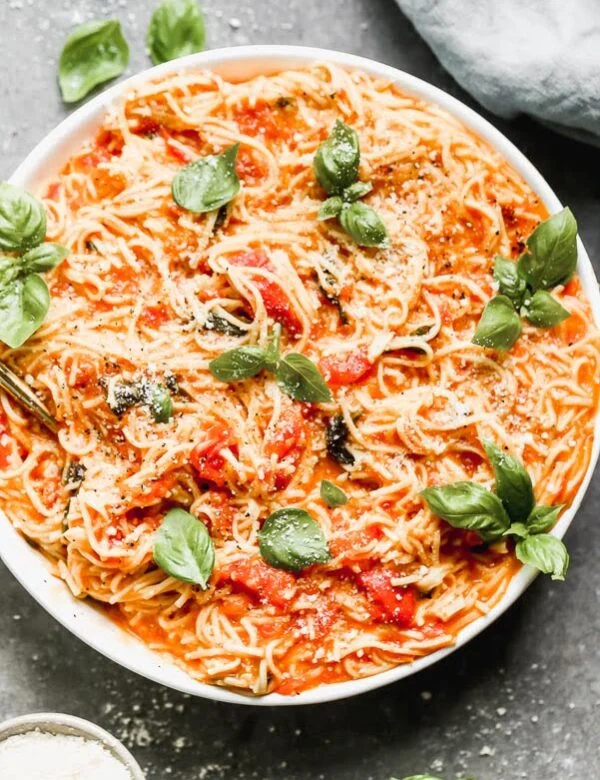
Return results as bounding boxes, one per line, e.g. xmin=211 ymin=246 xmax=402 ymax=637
xmin=0 ymin=62 xmax=598 ymax=696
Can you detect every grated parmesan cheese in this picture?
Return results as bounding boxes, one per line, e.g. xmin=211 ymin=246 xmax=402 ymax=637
xmin=0 ymin=731 xmax=133 ymax=780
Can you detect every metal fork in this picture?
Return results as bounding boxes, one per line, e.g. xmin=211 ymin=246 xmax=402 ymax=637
xmin=0 ymin=361 xmax=58 ymax=433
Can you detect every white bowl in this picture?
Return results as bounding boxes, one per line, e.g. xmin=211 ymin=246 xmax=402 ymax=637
xmin=0 ymin=712 xmax=145 ymax=779
xmin=2 ymin=45 xmax=599 ymax=706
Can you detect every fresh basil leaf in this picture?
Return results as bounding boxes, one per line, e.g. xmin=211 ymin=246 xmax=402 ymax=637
xmin=318 ymin=196 xmax=343 ymax=221
xmin=320 ymin=479 xmax=348 ymax=507
xmin=326 ymin=414 xmax=355 ymax=466
xmin=521 ymin=290 xmax=570 ymax=328
xmin=265 ymin=323 xmax=281 ymax=372
xmin=148 ymin=383 xmax=173 ymax=423
xmin=153 ymin=508 xmax=214 ymax=587
xmin=21 ymin=243 xmax=68 ymax=273
xmin=472 ymin=295 xmax=522 ymax=350
xmin=483 ymin=440 xmax=534 ymax=523
xmin=394 ymin=776 xmax=444 ymax=780
xmin=421 ymin=482 xmax=510 ymax=542
xmin=204 ymin=310 xmax=249 ymax=336
xmin=209 ymin=345 xmax=267 ymax=382
xmin=344 ymin=180 xmax=373 ymax=202
xmin=0 ymin=183 xmax=46 ymax=253
xmin=258 ymin=508 xmax=331 ymax=571
xmin=172 ymin=144 xmax=240 ymax=214
xmin=147 ymin=0 xmax=205 ymax=65
xmin=518 ymin=207 xmax=578 ymax=291
xmin=58 ymin=20 xmax=129 ymax=103
xmin=276 ymin=353 xmax=332 ymax=403
xmin=313 ymin=120 xmax=360 ymax=194
xmin=339 ymin=201 xmax=388 ymax=248
xmin=493 ymin=255 xmax=527 ymax=307
xmin=515 ymin=534 xmax=569 ymax=581
xmin=504 ymin=522 xmax=529 ymax=539
xmin=525 ymin=504 xmax=563 ymax=535
xmin=0 ymin=274 xmax=50 ymax=348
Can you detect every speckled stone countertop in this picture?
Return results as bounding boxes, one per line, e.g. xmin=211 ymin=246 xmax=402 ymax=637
xmin=1 ymin=2 xmax=599 ymax=779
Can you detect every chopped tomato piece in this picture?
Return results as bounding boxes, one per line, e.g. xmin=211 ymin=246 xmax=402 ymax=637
xmin=264 ymin=407 xmax=307 ymax=459
xmin=140 ymin=304 xmax=171 ymax=328
xmin=190 ymin=424 xmax=236 ymax=488
xmin=228 ymin=250 xmax=302 ymax=334
xmin=330 ymin=526 xmax=381 ymax=559
xmin=236 ymin=149 xmax=268 ymax=184
xmin=132 ymin=117 xmax=161 ymax=137
xmin=159 ymin=126 xmax=193 ymax=163
xmin=295 ymin=601 xmax=339 ymax=640
xmin=357 ymin=568 xmax=416 ymax=627
xmin=228 ymin=557 xmax=296 ymax=609
xmin=319 ymin=346 xmax=373 ymax=387
xmin=563 ymin=277 xmax=580 ymax=297
xmin=233 ymin=101 xmax=297 ymax=142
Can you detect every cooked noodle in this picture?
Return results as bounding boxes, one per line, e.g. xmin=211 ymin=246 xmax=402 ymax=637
xmin=0 ymin=63 xmax=598 ymax=695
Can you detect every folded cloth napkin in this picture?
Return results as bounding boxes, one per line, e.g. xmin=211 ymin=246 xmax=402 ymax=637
xmin=395 ymin=0 xmax=600 ymax=145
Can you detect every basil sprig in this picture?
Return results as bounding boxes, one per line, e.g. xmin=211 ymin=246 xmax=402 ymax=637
xmin=0 ymin=184 xmax=68 ymax=348
xmin=209 ymin=325 xmax=332 ymax=403
xmin=320 ymin=479 xmax=348 ymax=507
xmin=172 ymin=144 xmax=240 ymax=214
xmin=147 ymin=0 xmax=205 ymax=65
xmin=421 ymin=441 xmax=569 ymax=580
xmin=314 ymin=121 xmax=388 ymax=248
xmin=153 ymin=508 xmax=215 ymax=587
xmin=473 ymin=208 xmax=576 ymax=350
xmin=59 ymin=20 xmax=129 ymax=103
xmin=258 ymin=508 xmax=331 ymax=571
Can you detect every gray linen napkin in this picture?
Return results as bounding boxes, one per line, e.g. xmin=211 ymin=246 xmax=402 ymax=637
xmin=395 ymin=0 xmax=600 ymax=145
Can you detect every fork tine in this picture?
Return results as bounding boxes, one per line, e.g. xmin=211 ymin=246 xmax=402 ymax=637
xmin=0 ymin=362 xmax=58 ymax=434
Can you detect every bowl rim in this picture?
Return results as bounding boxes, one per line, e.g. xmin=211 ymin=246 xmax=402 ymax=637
xmin=3 ymin=44 xmax=600 ymax=707
xmin=0 ymin=712 xmax=145 ymax=778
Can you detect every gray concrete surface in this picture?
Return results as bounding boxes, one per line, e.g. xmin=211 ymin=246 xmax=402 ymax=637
xmin=1 ymin=2 xmax=599 ymax=779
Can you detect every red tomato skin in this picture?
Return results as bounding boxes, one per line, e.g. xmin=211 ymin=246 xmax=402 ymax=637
xmin=356 ymin=568 xmax=417 ymax=627
xmin=264 ymin=407 xmax=306 ymax=459
xmin=228 ymin=250 xmax=302 ymax=334
xmin=190 ymin=424 xmax=235 ymax=488
xmin=227 ymin=558 xmax=296 ymax=610
xmin=319 ymin=347 xmax=373 ymax=387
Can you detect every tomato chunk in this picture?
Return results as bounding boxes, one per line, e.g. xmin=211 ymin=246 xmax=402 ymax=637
xmin=228 ymin=250 xmax=302 ymax=334
xmin=140 ymin=304 xmax=171 ymax=328
xmin=319 ymin=346 xmax=373 ymax=387
xmin=190 ymin=424 xmax=236 ymax=488
xmin=357 ymin=568 xmax=416 ymax=627
xmin=228 ymin=557 xmax=296 ymax=609
xmin=264 ymin=407 xmax=307 ymax=459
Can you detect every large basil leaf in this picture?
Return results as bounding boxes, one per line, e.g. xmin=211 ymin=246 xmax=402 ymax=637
xmin=483 ymin=440 xmax=534 ymax=523
xmin=59 ymin=20 xmax=130 ymax=103
xmin=0 ymin=183 xmax=46 ymax=253
xmin=209 ymin=345 xmax=267 ymax=382
xmin=339 ymin=201 xmax=388 ymax=248
xmin=517 ymin=207 xmax=578 ymax=290
xmin=21 ymin=243 xmax=69 ymax=273
xmin=521 ymin=290 xmax=570 ymax=328
xmin=320 ymin=480 xmax=348 ymax=507
xmin=313 ymin=120 xmax=360 ymax=194
xmin=172 ymin=144 xmax=240 ymax=214
xmin=153 ymin=508 xmax=214 ymax=587
xmin=525 ymin=504 xmax=563 ymax=535
xmin=0 ymin=274 xmax=50 ymax=348
xmin=472 ymin=295 xmax=522 ymax=350
xmin=276 ymin=353 xmax=332 ymax=403
xmin=147 ymin=0 xmax=205 ymax=65
xmin=515 ymin=534 xmax=569 ymax=581
xmin=258 ymin=508 xmax=331 ymax=571
xmin=493 ymin=255 xmax=527 ymax=307
xmin=421 ymin=482 xmax=510 ymax=542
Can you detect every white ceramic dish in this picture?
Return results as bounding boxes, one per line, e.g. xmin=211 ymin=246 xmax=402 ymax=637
xmin=0 ymin=712 xmax=145 ymax=779
xmin=2 ymin=45 xmax=599 ymax=707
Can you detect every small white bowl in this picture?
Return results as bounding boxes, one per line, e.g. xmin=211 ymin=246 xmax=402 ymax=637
xmin=2 ymin=45 xmax=599 ymax=706
xmin=0 ymin=712 xmax=145 ymax=779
